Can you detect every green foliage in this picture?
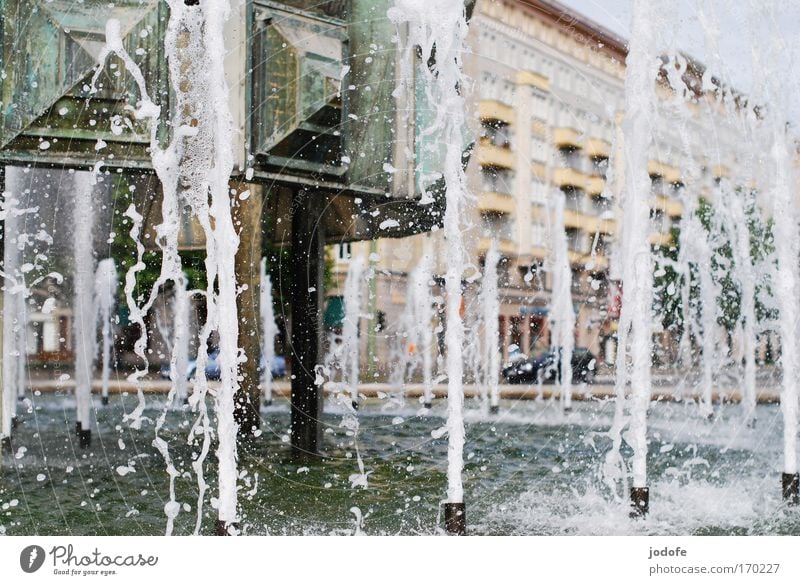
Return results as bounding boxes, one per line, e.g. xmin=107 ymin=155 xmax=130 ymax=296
xmin=652 ymin=225 xmax=682 ymax=334
xmin=657 ymin=191 xmax=775 ymax=341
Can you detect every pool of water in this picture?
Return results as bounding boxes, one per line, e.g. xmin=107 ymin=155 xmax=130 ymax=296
xmin=1 ymin=391 xmax=798 ymax=535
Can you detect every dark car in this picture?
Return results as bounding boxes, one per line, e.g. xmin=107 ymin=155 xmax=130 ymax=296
xmin=502 ymin=348 xmax=596 ymax=384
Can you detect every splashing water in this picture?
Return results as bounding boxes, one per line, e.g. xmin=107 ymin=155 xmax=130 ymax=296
xmin=389 ymin=0 xmax=470 ymax=505
xmin=92 ymin=0 xmax=243 ymax=533
xmin=414 ymin=240 xmax=436 ymax=408
xmin=549 ymin=191 xmax=575 ymax=412
xmin=342 ymin=256 xmax=366 ymax=409
xmin=339 ymin=256 xmax=370 ymax=488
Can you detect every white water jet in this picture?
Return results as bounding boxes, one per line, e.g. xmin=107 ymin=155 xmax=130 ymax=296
xmin=391 ymin=273 xmax=414 ymax=400
xmin=482 ymin=241 xmax=500 ymax=411
xmin=260 ymin=259 xmax=278 ymax=405
xmin=14 ymin=267 xmax=26 ymax=401
xmin=94 ymin=258 xmax=117 ymax=405
xmin=606 ymin=0 xmax=662 ymax=495
xmin=93 ymin=0 xmax=243 ymax=533
xmin=1 ymin=184 xmax=21 ymax=438
xmin=172 ymin=274 xmax=190 ymax=405
xmin=415 ymin=243 xmax=436 ymax=407
xmin=768 ymin=117 xmax=798 ymax=476
xmin=695 ymin=227 xmax=719 ymax=419
xmin=339 ymin=256 xmax=369 ymax=487
xmin=389 ymin=0 xmax=470 ymax=506
xmin=747 ymin=0 xmax=797 ymax=476
xmin=73 ymin=172 xmax=97 ymax=434
xmin=549 ymin=192 xmax=575 ymax=412
xmin=342 ymin=255 xmax=366 ymax=407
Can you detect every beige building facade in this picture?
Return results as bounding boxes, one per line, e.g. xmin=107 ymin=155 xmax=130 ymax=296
xmin=326 ymin=0 xmax=746 ymax=379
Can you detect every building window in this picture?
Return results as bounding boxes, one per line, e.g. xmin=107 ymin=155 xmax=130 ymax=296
xmin=591 ymin=156 xmax=608 ymax=178
xmin=559 ymin=146 xmax=584 ymax=172
xmin=481 ymin=166 xmax=515 ymax=195
xmin=337 ymin=242 xmax=351 ymax=260
xmin=480 ymin=119 xmax=512 ymax=149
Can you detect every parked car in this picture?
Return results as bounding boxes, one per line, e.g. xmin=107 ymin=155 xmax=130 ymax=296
xmin=502 ymin=348 xmax=596 ymax=384
xmin=160 ymin=351 xmax=286 ymax=380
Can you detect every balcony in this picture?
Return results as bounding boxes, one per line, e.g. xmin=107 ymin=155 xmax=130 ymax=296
xmin=666 ymin=199 xmax=683 ymax=217
xmin=478 ymin=100 xmax=515 ymax=125
xmin=478 ymin=142 xmax=515 ymax=169
xmin=583 ymin=254 xmax=609 ymax=271
xmin=585 ymin=175 xmax=605 ymax=195
xmin=479 ymin=236 xmax=516 ymax=256
xmin=567 ymin=250 xmax=585 ymax=266
xmin=712 ymin=164 xmax=730 ymax=179
xmin=515 ymin=70 xmax=550 ymax=92
xmin=563 ymin=208 xmax=596 ymax=231
xmin=584 ymin=138 xmax=610 ymax=158
xmin=648 ymin=160 xmax=681 ymax=183
xmin=479 ymin=191 xmax=516 ymax=215
xmin=648 ymin=232 xmax=673 ymax=247
xmin=531 ymin=245 xmax=548 ymax=260
xmin=596 ymin=217 xmax=617 ymax=235
xmin=553 ymin=127 xmax=582 ymax=149
xmin=649 ymin=195 xmax=669 ymax=213
xmin=553 ymin=167 xmax=587 ymax=189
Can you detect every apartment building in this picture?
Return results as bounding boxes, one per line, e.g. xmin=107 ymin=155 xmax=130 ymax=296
xmin=326 ymin=0 xmax=746 ymax=376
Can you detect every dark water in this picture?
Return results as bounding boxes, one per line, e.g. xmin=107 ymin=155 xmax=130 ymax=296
xmin=2 ymin=392 xmax=799 ymax=535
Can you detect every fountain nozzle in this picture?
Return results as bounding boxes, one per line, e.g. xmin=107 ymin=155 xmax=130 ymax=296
xmin=78 ymin=428 xmax=91 ymax=449
xmin=444 ymin=502 xmax=466 ymax=535
xmin=215 ymin=520 xmax=235 ymax=535
xmin=630 ymin=487 xmax=649 ymax=518
xmin=782 ymin=473 xmax=799 ymax=506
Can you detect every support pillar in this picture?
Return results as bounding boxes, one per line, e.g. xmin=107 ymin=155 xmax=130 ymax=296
xmin=290 ymin=190 xmax=324 ymax=459
xmin=365 ymin=239 xmax=378 ymax=380
xmin=232 ymin=181 xmax=263 ymax=446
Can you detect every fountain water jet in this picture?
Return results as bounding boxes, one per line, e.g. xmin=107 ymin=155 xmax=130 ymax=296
xmin=342 ymin=256 xmax=365 ymax=409
xmin=722 ymin=187 xmax=758 ymax=425
xmin=607 ymin=0 xmax=663 ymax=518
xmin=549 ymin=191 xmax=575 ymax=413
xmin=414 ymin=242 xmax=436 ymax=409
xmin=481 ymin=241 xmax=500 ymax=414
xmin=172 ymin=274 xmax=191 ymax=406
xmin=92 ymin=2 xmax=244 ymax=533
xmin=747 ymin=0 xmax=800 ymax=505
xmin=389 ymin=0 xmax=471 ymax=534
xmin=94 ymin=258 xmax=117 ymax=406
xmin=73 ymin=171 xmax=97 ymax=448
xmin=1 ymin=177 xmax=23 ymax=446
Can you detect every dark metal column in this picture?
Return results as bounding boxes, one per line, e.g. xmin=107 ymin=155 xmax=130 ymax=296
xmin=289 ymin=189 xmax=324 ymax=459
